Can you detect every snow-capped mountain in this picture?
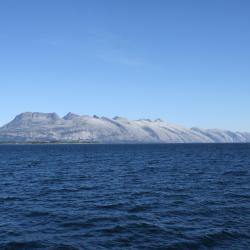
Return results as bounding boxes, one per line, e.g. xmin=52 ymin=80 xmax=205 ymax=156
xmin=0 ymin=112 xmax=249 ymax=143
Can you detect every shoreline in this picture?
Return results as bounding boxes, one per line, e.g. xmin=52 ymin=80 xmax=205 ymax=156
xmin=0 ymin=142 xmax=250 ymax=145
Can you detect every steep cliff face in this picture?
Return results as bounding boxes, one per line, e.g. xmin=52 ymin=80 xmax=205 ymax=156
xmin=0 ymin=112 xmax=249 ymax=143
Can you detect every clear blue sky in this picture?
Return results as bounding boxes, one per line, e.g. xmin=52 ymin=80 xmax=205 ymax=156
xmin=1 ymin=0 xmax=250 ymax=131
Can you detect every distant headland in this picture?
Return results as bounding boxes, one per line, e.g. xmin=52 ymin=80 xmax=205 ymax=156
xmin=0 ymin=112 xmax=249 ymax=143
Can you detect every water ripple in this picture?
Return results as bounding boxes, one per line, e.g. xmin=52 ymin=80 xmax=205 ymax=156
xmin=0 ymin=144 xmax=250 ymax=249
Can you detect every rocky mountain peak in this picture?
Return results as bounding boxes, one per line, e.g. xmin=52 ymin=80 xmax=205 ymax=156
xmin=63 ymin=112 xmax=80 ymax=120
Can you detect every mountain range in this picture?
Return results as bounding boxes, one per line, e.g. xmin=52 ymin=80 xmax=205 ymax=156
xmin=0 ymin=112 xmax=249 ymax=143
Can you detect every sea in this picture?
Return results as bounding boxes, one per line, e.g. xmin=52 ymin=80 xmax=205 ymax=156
xmin=0 ymin=144 xmax=250 ymax=249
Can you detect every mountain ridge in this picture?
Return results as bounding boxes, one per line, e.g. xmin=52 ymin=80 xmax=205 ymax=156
xmin=0 ymin=112 xmax=249 ymax=143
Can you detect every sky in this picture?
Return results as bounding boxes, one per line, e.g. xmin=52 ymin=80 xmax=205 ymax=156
xmin=0 ymin=0 xmax=250 ymax=131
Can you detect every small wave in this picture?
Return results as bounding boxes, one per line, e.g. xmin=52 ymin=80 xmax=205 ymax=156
xmin=0 ymin=196 xmax=21 ymax=202
xmin=99 ymin=225 xmax=127 ymax=234
xmin=95 ymin=203 xmax=125 ymax=210
xmin=1 ymin=241 xmax=81 ymax=250
xmin=26 ymin=211 xmax=50 ymax=217
xmin=168 ymin=230 xmax=245 ymax=249
xmin=147 ymin=160 xmax=160 ymax=165
xmin=61 ymin=221 xmax=95 ymax=229
xmin=98 ymin=222 xmax=166 ymax=236
xmin=1 ymin=240 xmax=46 ymax=250
xmin=223 ymin=170 xmax=248 ymax=176
xmin=224 ymin=193 xmax=250 ymax=199
xmin=87 ymin=216 xmax=121 ymax=224
xmin=27 ymin=161 xmax=41 ymax=167
xmin=52 ymin=244 xmax=80 ymax=250
xmin=199 ymin=230 xmax=238 ymax=245
xmin=128 ymin=203 xmax=156 ymax=213
xmin=131 ymin=190 xmax=152 ymax=196
xmin=78 ymin=185 xmax=96 ymax=191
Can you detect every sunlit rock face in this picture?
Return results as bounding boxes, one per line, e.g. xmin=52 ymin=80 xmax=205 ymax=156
xmin=0 ymin=112 xmax=249 ymax=143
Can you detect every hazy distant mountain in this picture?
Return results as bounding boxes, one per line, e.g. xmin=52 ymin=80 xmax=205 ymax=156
xmin=0 ymin=112 xmax=249 ymax=143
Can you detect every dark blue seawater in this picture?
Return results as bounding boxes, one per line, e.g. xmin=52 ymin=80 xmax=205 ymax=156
xmin=0 ymin=144 xmax=250 ymax=250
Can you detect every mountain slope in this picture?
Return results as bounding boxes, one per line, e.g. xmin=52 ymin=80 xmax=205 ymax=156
xmin=0 ymin=112 xmax=249 ymax=143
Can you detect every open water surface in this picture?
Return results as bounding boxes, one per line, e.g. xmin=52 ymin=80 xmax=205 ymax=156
xmin=0 ymin=144 xmax=250 ymax=249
